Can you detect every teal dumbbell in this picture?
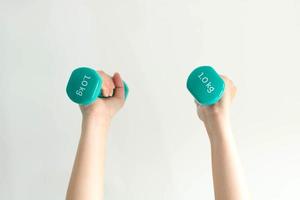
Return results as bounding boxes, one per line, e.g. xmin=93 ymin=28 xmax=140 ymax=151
xmin=66 ymin=67 xmax=129 ymax=105
xmin=187 ymin=66 xmax=225 ymax=106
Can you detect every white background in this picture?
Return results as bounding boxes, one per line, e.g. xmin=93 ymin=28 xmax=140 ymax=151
xmin=1 ymin=0 xmax=300 ymax=199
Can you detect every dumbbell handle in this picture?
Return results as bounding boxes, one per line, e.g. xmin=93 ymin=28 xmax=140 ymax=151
xmin=98 ymin=81 xmax=129 ymax=99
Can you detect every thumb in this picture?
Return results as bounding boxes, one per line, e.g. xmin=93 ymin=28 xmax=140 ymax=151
xmin=112 ymin=72 xmax=125 ymax=100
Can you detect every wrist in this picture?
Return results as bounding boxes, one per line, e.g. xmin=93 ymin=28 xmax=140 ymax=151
xmin=82 ymin=112 xmax=112 ymax=124
xmin=203 ymin=115 xmax=233 ymax=142
xmin=203 ymin=113 xmax=230 ymax=127
xmin=81 ymin=115 xmax=111 ymax=136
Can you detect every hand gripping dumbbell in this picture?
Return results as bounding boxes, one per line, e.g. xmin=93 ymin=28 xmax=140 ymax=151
xmin=187 ymin=66 xmax=225 ymax=106
xmin=66 ymin=67 xmax=129 ymax=105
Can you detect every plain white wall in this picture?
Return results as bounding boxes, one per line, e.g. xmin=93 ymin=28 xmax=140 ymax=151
xmin=1 ymin=0 xmax=300 ymax=199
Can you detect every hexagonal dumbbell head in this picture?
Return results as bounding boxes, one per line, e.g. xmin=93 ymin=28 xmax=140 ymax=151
xmin=187 ymin=66 xmax=225 ymax=106
xmin=66 ymin=67 xmax=129 ymax=105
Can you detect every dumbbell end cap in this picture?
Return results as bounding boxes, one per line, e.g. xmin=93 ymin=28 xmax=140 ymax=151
xmin=66 ymin=67 xmax=102 ymax=105
xmin=187 ymin=66 xmax=225 ymax=106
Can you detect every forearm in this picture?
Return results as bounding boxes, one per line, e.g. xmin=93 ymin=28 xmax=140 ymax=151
xmin=205 ymin=117 xmax=250 ymax=200
xmin=66 ymin=116 xmax=110 ymax=200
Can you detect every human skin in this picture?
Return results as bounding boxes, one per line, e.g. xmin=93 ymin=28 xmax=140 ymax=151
xmin=66 ymin=71 xmax=125 ymax=200
xmin=195 ymin=75 xmax=251 ymax=200
xmin=66 ymin=71 xmax=250 ymax=200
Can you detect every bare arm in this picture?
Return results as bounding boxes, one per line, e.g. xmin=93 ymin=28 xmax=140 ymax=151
xmin=195 ymin=76 xmax=250 ymax=200
xmin=66 ymin=72 xmax=125 ymax=200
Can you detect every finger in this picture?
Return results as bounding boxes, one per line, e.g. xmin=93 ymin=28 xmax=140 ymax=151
xmin=112 ymin=72 xmax=125 ymax=99
xmin=110 ymin=83 xmax=116 ymax=97
xmin=101 ymin=86 xmax=110 ymax=97
xmin=104 ymin=73 xmax=115 ymax=96
xmin=97 ymin=71 xmax=108 ymax=97
xmin=106 ymin=78 xmax=115 ymax=97
xmin=98 ymin=70 xmax=115 ymax=97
